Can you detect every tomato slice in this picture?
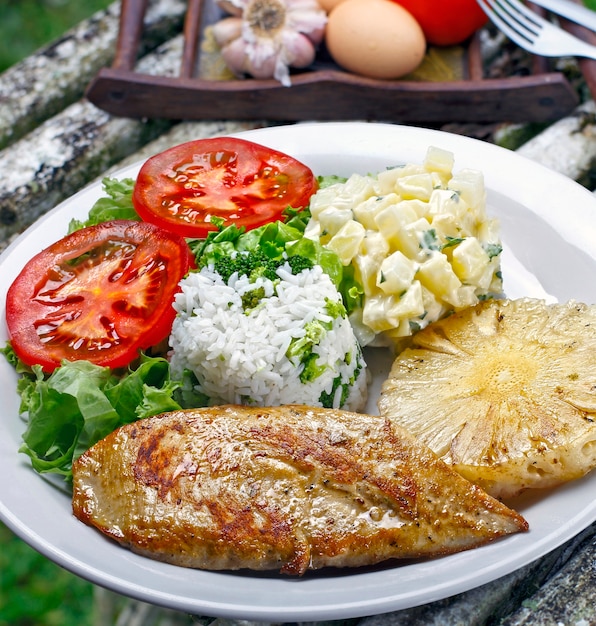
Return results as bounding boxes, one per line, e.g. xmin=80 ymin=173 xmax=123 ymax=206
xmin=6 ymin=220 xmax=195 ymax=372
xmin=132 ymin=136 xmax=318 ymax=238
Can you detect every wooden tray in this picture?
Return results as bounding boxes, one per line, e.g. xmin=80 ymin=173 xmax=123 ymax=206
xmin=85 ymin=0 xmax=596 ymax=124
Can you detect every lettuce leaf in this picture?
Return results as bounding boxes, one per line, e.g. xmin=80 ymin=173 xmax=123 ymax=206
xmin=193 ymin=209 xmax=362 ymax=312
xmin=68 ymin=177 xmax=139 ymax=233
xmin=16 ymin=355 xmax=204 ymax=481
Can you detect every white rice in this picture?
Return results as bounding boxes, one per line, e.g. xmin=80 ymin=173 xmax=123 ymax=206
xmin=168 ymin=263 xmax=368 ymax=411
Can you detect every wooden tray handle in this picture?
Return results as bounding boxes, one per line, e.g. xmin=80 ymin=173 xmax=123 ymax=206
xmin=112 ymin=0 xmax=149 ymax=71
xmin=181 ymin=0 xmax=205 ymax=78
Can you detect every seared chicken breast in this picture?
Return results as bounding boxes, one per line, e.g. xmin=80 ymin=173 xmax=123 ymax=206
xmin=72 ymin=405 xmax=528 ymax=575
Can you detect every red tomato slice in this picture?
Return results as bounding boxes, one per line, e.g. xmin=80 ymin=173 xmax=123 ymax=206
xmin=6 ymin=220 xmax=195 ymax=372
xmin=132 ymin=136 xmax=318 ymax=238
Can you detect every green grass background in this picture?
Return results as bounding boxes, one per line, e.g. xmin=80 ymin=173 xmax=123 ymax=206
xmin=1 ymin=0 xmax=596 ymax=624
xmin=0 ymin=0 xmax=113 ymax=73
xmin=0 ymin=522 xmax=95 ymax=626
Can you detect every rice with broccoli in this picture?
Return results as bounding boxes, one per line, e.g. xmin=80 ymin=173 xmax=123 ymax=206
xmin=168 ymin=258 xmax=368 ymax=411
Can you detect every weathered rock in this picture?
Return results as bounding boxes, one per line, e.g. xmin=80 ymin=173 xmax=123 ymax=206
xmin=0 ymin=34 xmax=188 ymax=243
xmin=499 ymin=524 xmax=596 ymax=625
xmin=0 ymin=0 xmax=187 ymax=150
xmin=0 ymin=100 xmax=171 ymax=242
xmin=516 ymin=100 xmax=596 ymax=189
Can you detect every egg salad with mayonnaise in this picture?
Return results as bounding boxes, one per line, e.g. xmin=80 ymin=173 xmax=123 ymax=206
xmin=304 ymin=146 xmax=503 ymax=350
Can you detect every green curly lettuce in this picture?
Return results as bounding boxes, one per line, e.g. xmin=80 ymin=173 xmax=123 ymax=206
xmin=14 ymin=355 xmax=207 ymax=481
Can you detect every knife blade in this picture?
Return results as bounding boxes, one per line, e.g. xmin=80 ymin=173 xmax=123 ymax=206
xmin=529 ymin=0 xmax=596 ymax=31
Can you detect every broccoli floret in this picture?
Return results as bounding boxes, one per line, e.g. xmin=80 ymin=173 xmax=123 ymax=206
xmin=324 ymin=297 xmax=347 ymax=320
xmin=241 ymin=286 xmax=266 ymax=312
xmin=319 ymin=376 xmax=350 ymax=408
xmin=286 ymin=318 xmax=334 ymax=385
xmin=299 ymin=353 xmax=327 ymax=383
xmin=286 ymin=255 xmax=314 ymax=275
xmin=249 ymin=257 xmax=280 ymax=282
xmin=286 ymin=319 xmax=332 ymax=362
xmin=319 ymin=351 xmax=363 ymax=408
xmin=214 ymin=250 xmax=314 ymax=285
xmin=213 ymin=249 xmax=274 ymax=283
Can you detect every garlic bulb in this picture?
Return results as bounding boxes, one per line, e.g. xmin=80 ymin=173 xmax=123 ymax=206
xmin=213 ymin=0 xmax=327 ymax=86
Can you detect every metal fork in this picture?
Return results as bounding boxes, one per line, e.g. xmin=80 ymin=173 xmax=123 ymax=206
xmin=477 ymin=0 xmax=596 ymax=59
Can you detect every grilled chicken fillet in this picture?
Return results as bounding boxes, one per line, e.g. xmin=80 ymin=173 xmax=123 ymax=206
xmin=72 ymin=405 xmax=528 ymax=575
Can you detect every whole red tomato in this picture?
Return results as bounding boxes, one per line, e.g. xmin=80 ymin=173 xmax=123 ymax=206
xmin=390 ymin=0 xmax=488 ymax=46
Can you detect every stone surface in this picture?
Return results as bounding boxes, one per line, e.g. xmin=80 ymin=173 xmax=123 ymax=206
xmin=500 ymin=524 xmax=596 ymax=625
xmin=0 ymin=34 xmax=181 ymax=243
xmin=0 ymin=99 xmax=171 ymax=243
xmin=516 ymin=100 xmax=596 ymax=189
xmin=0 ymin=0 xmax=187 ymax=150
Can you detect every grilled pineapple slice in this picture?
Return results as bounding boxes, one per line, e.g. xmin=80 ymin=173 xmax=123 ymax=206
xmin=378 ymin=298 xmax=596 ymax=500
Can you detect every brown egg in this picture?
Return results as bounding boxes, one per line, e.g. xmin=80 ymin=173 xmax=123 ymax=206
xmin=318 ymin=0 xmax=347 ymax=11
xmin=325 ymin=0 xmax=427 ymax=80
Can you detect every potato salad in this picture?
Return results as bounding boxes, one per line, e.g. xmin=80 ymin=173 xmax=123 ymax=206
xmin=304 ymin=146 xmax=503 ymax=349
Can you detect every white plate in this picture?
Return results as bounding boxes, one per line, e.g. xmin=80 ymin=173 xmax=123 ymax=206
xmin=1 ymin=122 xmax=596 ymax=621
